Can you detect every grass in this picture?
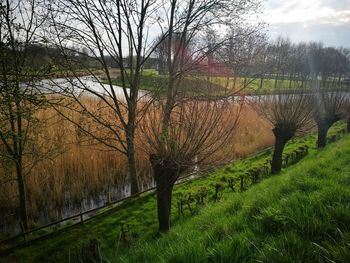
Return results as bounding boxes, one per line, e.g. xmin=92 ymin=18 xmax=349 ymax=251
xmin=106 ymin=69 xmax=349 ymax=95
xmin=1 ymin=121 xmax=348 ymax=262
xmin=104 ymin=71 xmax=228 ymax=95
xmin=103 ymin=69 xmax=308 ymax=94
xmin=104 ymin=69 xmax=167 ymax=92
xmin=116 ymin=129 xmax=350 ymax=263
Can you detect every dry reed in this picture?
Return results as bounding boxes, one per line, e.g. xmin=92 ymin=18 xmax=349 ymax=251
xmin=0 ymin=96 xmax=273 ymax=230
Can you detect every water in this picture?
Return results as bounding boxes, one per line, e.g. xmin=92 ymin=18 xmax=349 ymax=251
xmin=37 ymin=76 xmax=150 ymax=100
xmin=0 ymin=176 xmax=156 ymax=237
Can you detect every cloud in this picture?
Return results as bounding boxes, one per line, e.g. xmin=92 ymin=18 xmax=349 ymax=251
xmin=269 ymin=22 xmax=350 ymax=47
xmin=319 ymin=0 xmax=350 ymax=11
xmin=263 ymin=0 xmax=350 ymax=25
xmin=263 ymin=0 xmax=350 ymax=47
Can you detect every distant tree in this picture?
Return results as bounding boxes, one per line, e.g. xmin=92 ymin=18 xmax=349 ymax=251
xmin=257 ymin=39 xmax=350 ymax=89
xmin=253 ymin=88 xmax=314 ymax=173
xmin=220 ymin=26 xmax=267 ymax=89
xmin=154 ymin=34 xmax=169 ymax=75
xmin=312 ymin=85 xmax=348 ymax=148
xmin=292 ymin=43 xmax=309 ymax=86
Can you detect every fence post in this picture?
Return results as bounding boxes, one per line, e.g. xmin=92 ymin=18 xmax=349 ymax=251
xmin=20 ymin=222 xmax=26 ymax=242
xmin=240 ymin=175 xmax=244 ymax=191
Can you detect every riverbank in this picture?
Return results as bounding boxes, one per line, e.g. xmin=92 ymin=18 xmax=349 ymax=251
xmin=1 ymin=121 xmax=346 ymax=262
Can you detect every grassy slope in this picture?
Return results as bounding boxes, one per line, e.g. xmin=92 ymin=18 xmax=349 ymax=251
xmin=117 ymin=133 xmax=350 ymax=263
xmin=2 ymin=123 xmax=348 ymax=262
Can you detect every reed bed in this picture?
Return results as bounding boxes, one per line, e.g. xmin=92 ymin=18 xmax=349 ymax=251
xmin=0 ymin=96 xmax=273 ymax=232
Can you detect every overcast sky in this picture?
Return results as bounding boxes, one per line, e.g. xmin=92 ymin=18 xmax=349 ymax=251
xmin=263 ymin=0 xmax=350 ymax=47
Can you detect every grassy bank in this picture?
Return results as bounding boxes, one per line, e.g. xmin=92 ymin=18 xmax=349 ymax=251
xmin=118 ymin=131 xmax=350 ymax=263
xmin=1 ymin=122 xmax=348 ymax=262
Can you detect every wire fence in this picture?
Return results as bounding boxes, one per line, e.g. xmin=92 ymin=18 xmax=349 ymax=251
xmin=0 ymin=143 xmax=291 ymax=253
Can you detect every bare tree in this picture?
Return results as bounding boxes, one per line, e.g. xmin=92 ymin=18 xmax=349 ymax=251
xmin=141 ymin=0 xmax=261 ymax=231
xmin=312 ymin=85 xmax=348 ymax=148
xmin=0 ymin=0 xmax=54 ymax=230
xmin=220 ymin=25 xmax=267 ymax=89
xmin=253 ymin=88 xmax=314 ymax=173
xmin=253 ymin=39 xmax=350 ymax=91
xmin=46 ymin=0 xmax=170 ymax=195
xmin=154 ymin=33 xmax=170 ymax=75
xmin=140 ymin=90 xmax=241 ymax=231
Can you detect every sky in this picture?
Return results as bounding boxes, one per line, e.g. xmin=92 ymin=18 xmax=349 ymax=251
xmin=262 ymin=0 xmax=350 ymax=47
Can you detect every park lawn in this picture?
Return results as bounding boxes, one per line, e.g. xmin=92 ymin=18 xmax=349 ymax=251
xmin=102 ymin=69 xmax=305 ymax=95
xmin=200 ymin=76 xmax=306 ymax=94
xmin=103 ymin=69 xmax=167 ymax=92
xmin=1 ymin=122 xmax=347 ymax=262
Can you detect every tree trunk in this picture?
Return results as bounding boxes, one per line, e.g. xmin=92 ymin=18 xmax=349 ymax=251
xmin=338 ymin=74 xmax=342 ymax=84
xmin=274 ymin=75 xmax=278 ymax=89
xmin=127 ymin=151 xmax=139 ymax=195
xmin=317 ymin=123 xmax=329 ymax=148
xmin=300 ymin=76 xmax=305 ymax=88
xmin=150 ymin=155 xmax=178 ymax=232
xmin=271 ymin=136 xmax=287 ymax=174
xmin=288 ymin=73 xmax=293 ymax=88
xmin=155 ymin=177 xmax=174 ymax=232
xmin=126 ymin=122 xmax=139 ymax=195
xmin=126 ymin=139 xmax=139 ymax=195
xmin=347 ymin=116 xmax=350 ymax=133
xmin=271 ymin=127 xmax=294 ymax=174
xmin=233 ymin=75 xmax=237 ymax=89
xmin=159 ymin=57 xmax=167 ymax=75
xmin=259 ymin=77 xmax=263 ymax=90
xmin=15 ymin=162 xmax=28 ymax=231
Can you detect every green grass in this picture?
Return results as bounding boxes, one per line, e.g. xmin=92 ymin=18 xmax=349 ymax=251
xmin=105 ymin=68 xmax=350 ymax=95
xmin=115 ymin=129 xmax=350 ymax=262
xmin=105 ymin=69 xmax=167 ymax=92
xmin=2 ymin=122 xmax=349 ymax=262
xmin=104 ymin=73 xmax=312 ymax=95
xmin=105 ymin=70 xmax=310 ymax=95
xmin=105 ymin=72 xmax=227 ymax=95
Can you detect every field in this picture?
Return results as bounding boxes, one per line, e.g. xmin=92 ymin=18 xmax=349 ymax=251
xmin=1 ymin=121 xmax=347 ymax=262
xmin=103 ymin=69 xmax=314 ymax=95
